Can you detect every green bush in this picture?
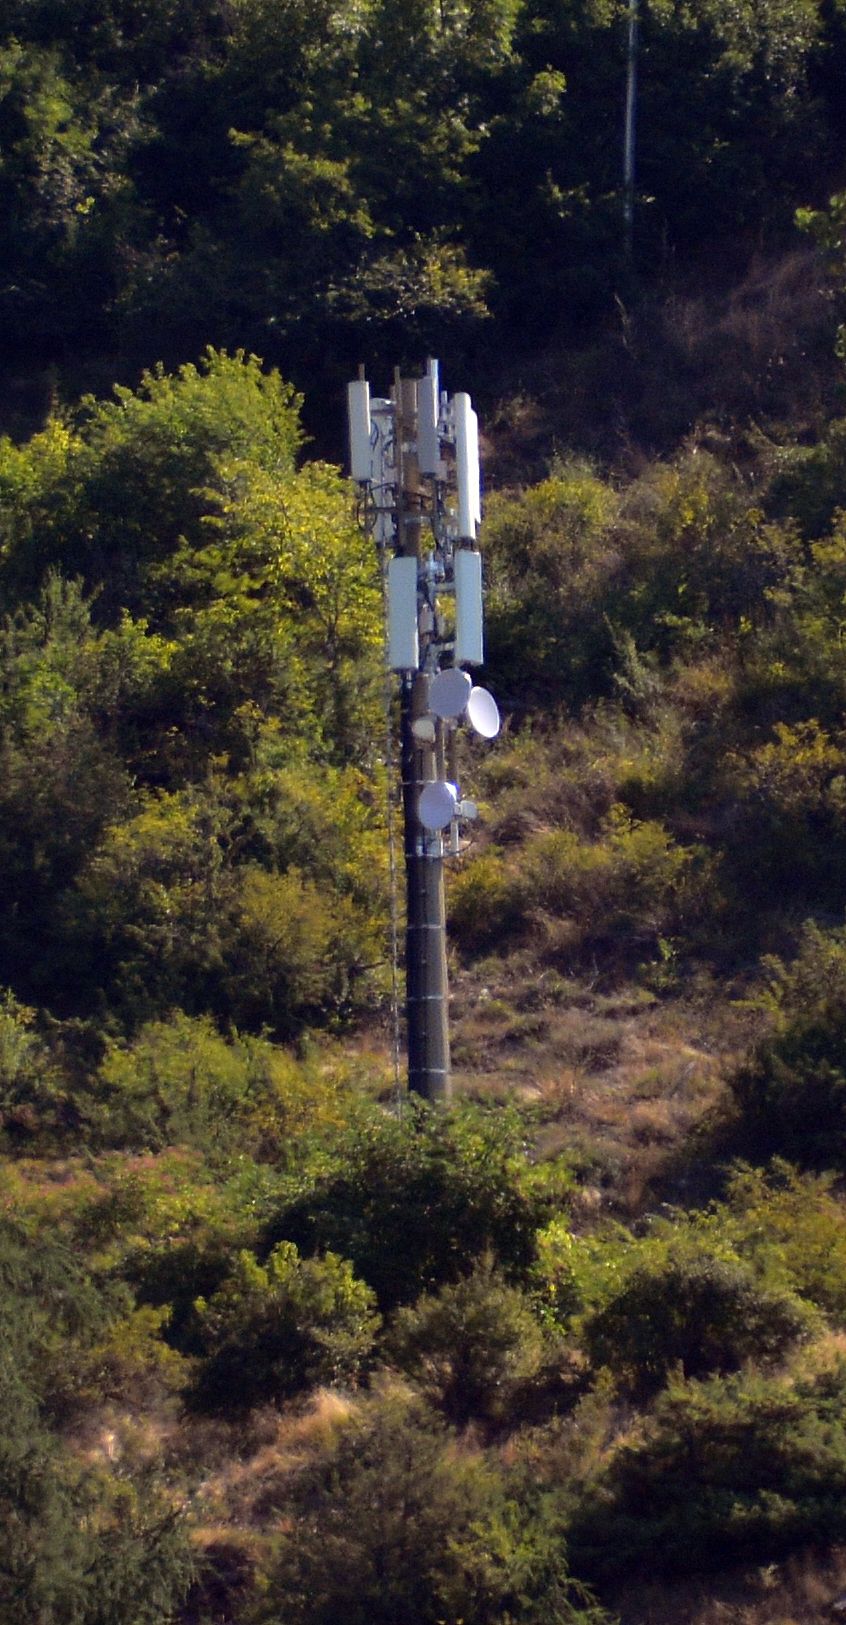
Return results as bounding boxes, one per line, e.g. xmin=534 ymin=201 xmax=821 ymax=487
xmin=94 ymin=1015 xmax=349 ymax=1166
xmin=71 ymin=795 xmax=384 ymax=1037
xmin=74 ymin=1152 xmax=284 ymax=1354
xmin=255 ymin=1383 xmax=610 ymax=1625
xmin=87 ymin=1013 xmax=270 ymax=1156
xmin=728 ymin=922 xmax=846 ymax=1165
xmin=520 ymin=806 xmax=695 ymax=941
xmin=569 ymin=1363 xmax=846 ymax=1581
xmin=265 ymin=1100 xmax=549 ymax=1311
xmin=448 ymin=850 xmax=521 ymax=952
xmin=190 ymin=1241 xmax=380 ymax=1411
xmin=451 ymin=805 xmax=702 ymax=966
xmin=582 ymin=1245 xmax=815 ymax=1398
xmin=385 ymin=1259 xmax=547 ymax=1425
xmin=718 ymin=1161 xmax=846 ymax=1321
xmin=0 ymin=988 xmax=70 ymax=1150
xmin=482 ymin=467 xmax=620 ymax=711
xmin=770 ymin=418 xmax=846 ymax=539
xmin=0 ymin=1213 xmax=194 ymax=1621
xmin=720 ymin=719 xmax=846 ymax=901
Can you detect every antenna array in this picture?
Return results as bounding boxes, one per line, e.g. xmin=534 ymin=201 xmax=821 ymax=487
xmin=347 ymin=361 xmax=499 ymax=1102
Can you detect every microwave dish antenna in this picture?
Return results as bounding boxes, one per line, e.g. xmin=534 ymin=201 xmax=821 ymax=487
xmin=466 ymin=685 xmax=501 ymax=739
xmin=429 ymin=667 xmax=472 ymax=719
xmin=419 ymin=780 xmax=459 ymax=831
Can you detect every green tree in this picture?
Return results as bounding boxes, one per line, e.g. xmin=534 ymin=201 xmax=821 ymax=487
xmin=0 ymin=39 xmax=142 ymax=358
xmin=0 ymin=355 xmax=387 ymax=1032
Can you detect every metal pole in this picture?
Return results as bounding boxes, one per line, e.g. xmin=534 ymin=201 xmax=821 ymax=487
xmin=395 ymin=374 xmax=451 ymax=1103
xmin=623 ymin=0 xmax=639 ymax=256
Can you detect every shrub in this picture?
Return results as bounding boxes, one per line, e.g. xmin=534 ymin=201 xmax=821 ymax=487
xmin=190 ymin=1241 xmax=380 ymax=1412
xmin=385 ymin=1259 xmax=547 ymax=1425
xmin=87 ymin=1012 xmax=348 ymax=1162
xmin=508 ymin=805 xmax=701 ymax=962
xmin=0 ymin=1214 xmax=194 ymax=1621
xmin=530 ymin=806 xmax=694 ymax=923
xmin=719 ymin=1160 xmax=846 ymax=1321
xmin=569 ymin=1363 xmax=846 ymax=1581
xmin=0 ymin=1210 xmax=133 ymax=1412
xmin=448 ymin=850 xmax=521 ymax=952
xmin=71 ymin=793 xmax=380 ymax=1037
xmin=728 ymin=922 xmax=846 ymax=1165
xmin=721 ymin=718 xmax=846 ymax=900
xmin=482 ymin=467 xmax=620 ymax=712
xmin=582 ymin=1245 xmax=815 ymax=1398
xmin=451 ymin=803 xmax=703 ymax=966
xmin=49 ymin=1305 xmax=188 ymax=1415
xmin=0 ymin=1389 xmax=194 ymax=1624
xmin=769 ymin=418 xmax=846 ymax=539
xmin=255 ymin=1383 xmax=610 ymax=1625
xmin=264 ymin=1099 xmax=549 ymax=1311
xmin=0 ymin=988 xmax=69 ymax=1150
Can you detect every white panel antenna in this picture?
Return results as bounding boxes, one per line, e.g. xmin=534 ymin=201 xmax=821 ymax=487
xmin=468 ymin=408 xmax=481 ymax=525
xmin=387 ymin=555 xmax=419 ymax=671
xmin=347 ymin=380 xmax=372 ymax=483
xmin=454 ymin=548 xmax=484 ymax=666
xmin=418 ymin=361 xmax=441 ymax=476
xmin=454 ymin=392 xmax=481 ymax=538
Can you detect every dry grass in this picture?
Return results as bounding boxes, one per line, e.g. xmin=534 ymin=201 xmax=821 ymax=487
xmin=483 ymin=245 xmax=839 ymax=476
xmin=610 ymin=1548 xmax=846 ymax=1625
xmin=449 ymin=957 xmax=729 ymax=1215
xmin=189 ymin=1388 xmax=358 ymax=1530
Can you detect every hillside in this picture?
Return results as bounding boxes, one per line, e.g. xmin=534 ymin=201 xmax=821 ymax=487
xmin=7 ymin=3 xmax=846 ymax=1623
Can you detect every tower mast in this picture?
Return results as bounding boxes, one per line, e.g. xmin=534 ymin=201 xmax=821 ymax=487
xmin=347 ymin=361 xmax=497 ymax=1102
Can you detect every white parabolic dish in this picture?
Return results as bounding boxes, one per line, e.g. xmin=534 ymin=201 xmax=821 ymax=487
xmin=466 ymin=685 xmax=501 ymax=739
xmin=419 ymin=780 xmax=459 ymax=830
xmin=429 ymin=667 xmax=473 ymax=719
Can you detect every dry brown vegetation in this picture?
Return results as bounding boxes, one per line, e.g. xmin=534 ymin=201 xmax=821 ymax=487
xmin=483 ymin=247 xmax=840 ymax=483
xmin=610 ymin=1549 xmax=846 ymax=1625
xmin=450 ymin=959 xmax=730 ymax=1215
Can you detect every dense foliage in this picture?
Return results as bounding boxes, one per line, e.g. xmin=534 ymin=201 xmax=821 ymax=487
xmin=0 ymin=349 xmax=386 ymax=1053
xmin=1 ymin=0 xmax=846 ymax=417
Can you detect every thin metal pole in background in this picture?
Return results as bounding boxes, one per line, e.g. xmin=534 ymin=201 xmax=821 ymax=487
xmin=623 ymin=0 xmax=639 ymax=256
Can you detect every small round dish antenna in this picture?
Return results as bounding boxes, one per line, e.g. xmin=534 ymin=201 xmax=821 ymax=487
xmin=419 ymin=780 xmax=459 ymax=831
xmin=411 ymin=717 xmax=436 ymax=744
xmin=429 ymin=668 xmax=472 ymax=720
xmin=466 ymin=686 xmax=501 ymax=739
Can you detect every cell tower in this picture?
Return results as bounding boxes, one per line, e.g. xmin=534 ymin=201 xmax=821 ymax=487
xmin=347 ymin=361 xmax=499 ymax=1103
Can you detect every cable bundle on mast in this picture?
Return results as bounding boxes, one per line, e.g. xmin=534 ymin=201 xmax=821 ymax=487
xmin=347 ymin=361 xmax=499 ymax=1104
